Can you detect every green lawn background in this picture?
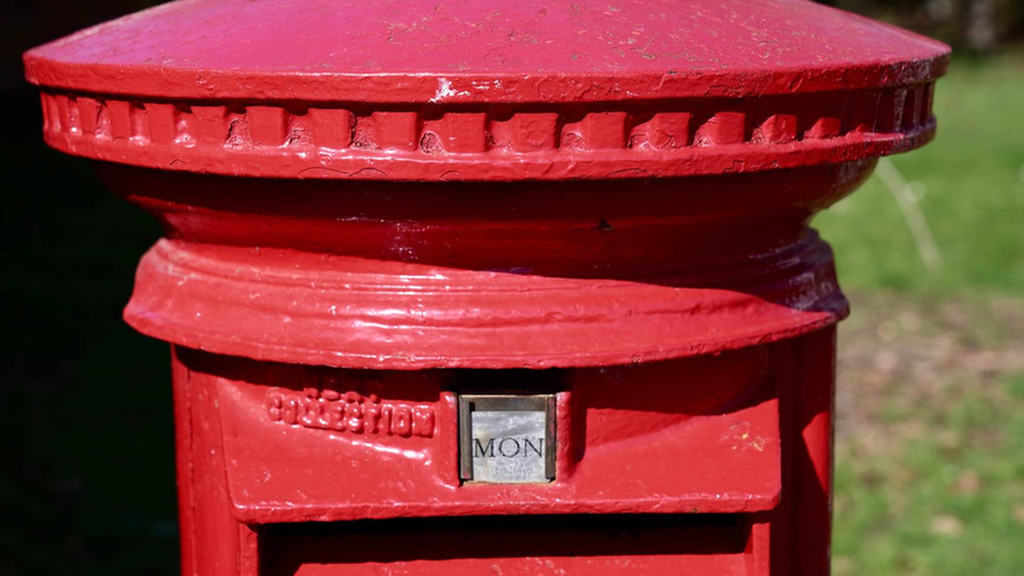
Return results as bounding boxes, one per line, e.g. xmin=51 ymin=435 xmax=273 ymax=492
xmin=816 ymin=50 xmax=1024 ymax=576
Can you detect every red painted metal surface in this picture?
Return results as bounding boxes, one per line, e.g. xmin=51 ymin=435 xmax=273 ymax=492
xmin=97 ymin=162 xmax=868 ymax=369
xmin=25 ymin=0 xmax=948 ymax=574
xmin=24 ymin=0 xmax=946 ymax=181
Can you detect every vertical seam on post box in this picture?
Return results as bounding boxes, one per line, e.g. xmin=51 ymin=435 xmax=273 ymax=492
xmin=183 ymin=359 xmax=199 ymax=576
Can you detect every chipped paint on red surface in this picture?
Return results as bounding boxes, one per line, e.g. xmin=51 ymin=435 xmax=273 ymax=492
xmin=25 ymin=0 xmax=947 ymax=102
xmin=25 ymin=0 xmax=947 ymax=574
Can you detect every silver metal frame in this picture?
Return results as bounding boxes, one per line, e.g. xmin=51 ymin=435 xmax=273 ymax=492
xmin=458 ymin=394 xmax=557 ymax=483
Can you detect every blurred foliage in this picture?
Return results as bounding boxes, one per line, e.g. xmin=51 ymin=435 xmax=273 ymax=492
xmin=821 ymin=0 xmax=1024 ymax=51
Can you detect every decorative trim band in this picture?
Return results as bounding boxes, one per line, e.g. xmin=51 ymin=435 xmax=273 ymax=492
xmin=40 ymin=83 xmax=936 ymax=181
xmin=124 ymin=234 xmax=847 ymax=370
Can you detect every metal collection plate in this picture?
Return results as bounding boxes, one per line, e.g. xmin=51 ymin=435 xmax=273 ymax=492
xmin=458 ymin=394 xmax=556 ymax=484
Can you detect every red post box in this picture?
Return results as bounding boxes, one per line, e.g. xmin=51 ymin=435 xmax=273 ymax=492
xmin=25 ymin=0 xmax=948 ymax=574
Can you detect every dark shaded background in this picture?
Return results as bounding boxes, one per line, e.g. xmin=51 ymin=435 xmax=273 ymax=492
xmin=3 ymin=3 xmax=173 ymax=575
xmin=2 ymin=1 xmax=1022 ymax=575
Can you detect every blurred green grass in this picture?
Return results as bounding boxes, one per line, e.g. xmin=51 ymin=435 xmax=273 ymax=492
xmin=815 ymin=50 xmax=1024 ymax=295
xmin=819 ymin=50 xmax=1024 ymax=576
xmin=833 ymin=373 xmax=1024 ymax=576
xmin=831 ymin=292 xmax=1024 ymax=576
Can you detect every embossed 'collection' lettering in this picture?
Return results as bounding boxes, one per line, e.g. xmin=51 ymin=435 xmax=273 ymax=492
xmin=266 ymin=388 xmax=435 ymax=438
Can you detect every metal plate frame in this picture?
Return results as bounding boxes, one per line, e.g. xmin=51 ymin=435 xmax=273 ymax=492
xmin=458 ymin=394 xmax=556 ymax=483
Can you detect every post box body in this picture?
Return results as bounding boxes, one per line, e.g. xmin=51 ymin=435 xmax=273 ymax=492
xmin=24 ymin=0 xmax=949 ymax=574
xmin=168 ymin=332 xmax=835 ymax=576
xmin=104 ymin=165 xmax=861 ymax=576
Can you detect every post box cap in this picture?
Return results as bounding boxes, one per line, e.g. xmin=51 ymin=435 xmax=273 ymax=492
xmin=25 ymin=0 xmax=950 ymax=180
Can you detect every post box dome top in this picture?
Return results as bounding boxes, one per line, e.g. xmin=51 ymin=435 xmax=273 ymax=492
xmin=26 ymin=0 xmax=949 ymax=181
